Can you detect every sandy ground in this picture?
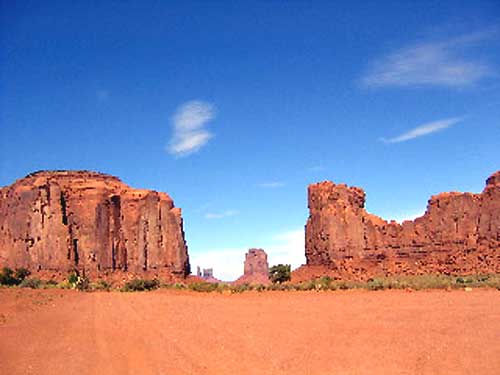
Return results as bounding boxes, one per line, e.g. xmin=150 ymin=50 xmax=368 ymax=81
xmin=0 ymin=288 xmax=499 ymax=375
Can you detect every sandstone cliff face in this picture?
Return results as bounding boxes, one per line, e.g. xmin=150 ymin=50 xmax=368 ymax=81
xmin=0 ymin=171 xmax=190 ymax=278
xmin=304 ymin=171 xmax=500 ymax=279
xmin=234 ymin=248 xmax=270 ymax=285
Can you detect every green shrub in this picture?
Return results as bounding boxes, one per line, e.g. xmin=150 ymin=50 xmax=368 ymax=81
xmin=75 ymin=276 xmax=90 ymax=291
xmin=367 ymin=278 xmax=384 ymax=291
xmin=19 ymin=278 xmax=42 ymax=289
xmin=173 ymin=282 xmax=187 ymax=290
xmin=269 ymin=264 xmax=291 ymax=284
xmin=266 ymin=283 xmax=281 ymax=291
xmin=122 ymin=279 xmax=160 ymax=292
xmin=296 ymin=281 xmax=316 ymax=291
xmin=0 ymin=267 xmax=16 ymax=285
xmin=230 ymin=283 xmax=251 ymax=293
xmin=162 ymin=282 xmax=188 ymax=290
xmin=254 ymin=284 xmax=266 ymax=292
xmin=188 ymin=282 xmax=219 ymax=293
xmin=65 ymin=271 xmax=90 ymax=291
xmin=318 ymin=276 xmax=332 ymax=288
xmin=15 ymin=268 xmax=31 ymax=281
xmin=57 ymin=281 xmax=73 ymax=289
xmin=68 ymin=272 xmax=79 ymax=285
xmin=91 ymin=280 xmax=111 ymax=291
xmin=0 ymin=267 xmax=31 ymax=286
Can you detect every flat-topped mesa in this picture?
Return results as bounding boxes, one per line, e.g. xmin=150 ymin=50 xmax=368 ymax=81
xmin=0 ymin=170 xmax=190 ymax=279
xmin=303 ymin=171 xmax=500 ymax=279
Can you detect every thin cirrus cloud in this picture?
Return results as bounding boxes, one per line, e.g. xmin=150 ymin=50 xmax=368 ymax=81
xmin=204 ymin=210 xmax=239 ymax=220
xmin=167 ymin=100 xmax=216 ymax=157
xmin=382 ymin=117 xmax=462 ymax=144
xmin=361 ymin=32 xmax=495 ymax=88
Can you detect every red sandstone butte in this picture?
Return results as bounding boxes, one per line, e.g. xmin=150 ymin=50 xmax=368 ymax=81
xmin=0 ymin=171 xmax=190 ymax=279
xmin=295 ymin=171 xmax=500 ymax=281
xmin=234 ymin=248 xmax=270 ymax=285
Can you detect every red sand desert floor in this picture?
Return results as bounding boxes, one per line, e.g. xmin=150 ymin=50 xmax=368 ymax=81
xmin=1 ymin=288 xmax=499 ymax=375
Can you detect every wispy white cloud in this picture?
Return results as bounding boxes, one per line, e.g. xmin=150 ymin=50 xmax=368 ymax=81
xmin=361 ymin=32 xmax=495 ymax=88
xmin=204 ymin=210 xmax=238 ymax=219
xmin=168 ymin=100 xmax=215 ymax=157
xmin=382 ymin=117 xmax=461 ymax=143
xmin=257 ymin=181 xmax=285 ymax=188
xmin=190 ymin=228 xmax=306 ymax=281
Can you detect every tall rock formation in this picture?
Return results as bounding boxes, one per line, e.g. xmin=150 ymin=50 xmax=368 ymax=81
xmin=302 ymin=171 xmax=500 ymax=279
xmin=234 ymin=248 xmax=270 ymax=285
xmin=0 ymin=171 xmax=190 ymax=278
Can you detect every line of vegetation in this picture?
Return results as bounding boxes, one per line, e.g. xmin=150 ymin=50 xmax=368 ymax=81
xmin=121 ymin=278 xmax=160 ymax=292
xmin=0 ymin=268 xmax=109 ymax=291
xmin=166 ymin=274 xmax=500 ymax=293
xmin=1 ymin=267 xmax=499 ymax=292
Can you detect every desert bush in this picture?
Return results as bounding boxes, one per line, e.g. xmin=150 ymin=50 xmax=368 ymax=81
xmin=174 ymin=282 xmax=187 ymax=290
xmin=269 ymin=264 xmax=291 ymax=284
xmin=0 ymin=267 xmax=31 ymax=286
xmin=162 ymin=282 xmax=188 ymax=290
xmin=45 ymin=279 xmax=59 ymax=287
xmin=405 ymin=275 xmax=452 ymax=290
xmin=188 ymin=282 xmax=219 ymax=293
xmin=15 ymin=268 xmax=31 ymax=281
xmin=0 ymin=267 xmax=16 ymax=285
xmin=19 ymin=278 xmax=42 ymax=289
xmin=60 ymin=281 xmax=74 ymax=289
xmin=254 ymin=284 xmax=266 ymax=292
xmin=122 ymin=278 xmax=160 ymax=292
xmin=68 ymin=272 xmax=79 ymax=285
xmin=75 ymin=276 xmax=90 ymax=291
xmin=330 ymin=280 xmax=362 ymax=290
xmin=482 ymin=274 xmax=500 ymax=290
xmin=266 ymin=283 xmax=291 ymax=291
xmin=91 ymin=280 xmax=112 ymax=291
xmin=317 ymin=276 xmax=332 ymax=289
xmin=65 ymin=271 xmax=90 ymax=291
xmin=230 ymin=283 xmax=251 ymax=293
xmin=367 ymin=278 xmax=386 ymax=291
xmin=216 ymin=284 xmax=231 ymax=293
xmin=296 ymin=281 xmax=316 ymax=291
xmin=266 ymin=283 xmax=280 ymax=291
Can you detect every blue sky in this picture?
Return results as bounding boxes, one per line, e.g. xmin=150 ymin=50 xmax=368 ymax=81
xmin=1 ymin=1 xmax=499 ymax=280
